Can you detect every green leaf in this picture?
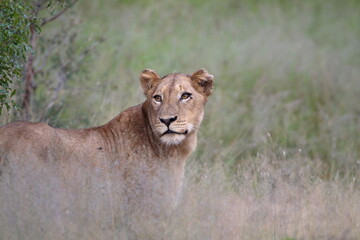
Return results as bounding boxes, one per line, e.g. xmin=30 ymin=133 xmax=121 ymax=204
xmin=10 ymin=89 xmax=16 ymax=97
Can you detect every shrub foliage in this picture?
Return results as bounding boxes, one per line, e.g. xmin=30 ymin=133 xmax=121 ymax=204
xmin=0 ymin=0 xmax=33 ymax=114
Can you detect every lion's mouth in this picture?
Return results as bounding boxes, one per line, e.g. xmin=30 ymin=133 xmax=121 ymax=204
xmin=161 ymin=129 xmax=188 ymax=136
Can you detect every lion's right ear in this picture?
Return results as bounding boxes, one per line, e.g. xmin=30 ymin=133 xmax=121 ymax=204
xmin=140 ymin=69 xmax=160 ymax=96
xmin=191 ymin=68 xmax=214 ymax=97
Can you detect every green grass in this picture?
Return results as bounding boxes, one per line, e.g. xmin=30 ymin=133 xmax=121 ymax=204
xmin=1 ymin=0 xmax=360 ymax=239
xmin=54 ymin=0 xmax=360 ymax=176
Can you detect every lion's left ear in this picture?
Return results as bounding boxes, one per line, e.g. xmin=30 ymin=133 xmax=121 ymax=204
xmin=191 ymin=68 xmax=214 ymax=97
xmin=140 ymin=69 xmax=160 ymax=96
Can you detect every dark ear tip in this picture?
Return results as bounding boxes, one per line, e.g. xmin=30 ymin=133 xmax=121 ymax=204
xmin=140 ymin=69 xmax=160 ymax=81
xmin=192 ymin=68 xmax=214 ymax=79
xmin=141 ymin=69 xmax=154 ymax=74
xmin=195 ymin=72 xmax=214 ymax=83
xmin=193 ymin=68 xmax=207 ymax=75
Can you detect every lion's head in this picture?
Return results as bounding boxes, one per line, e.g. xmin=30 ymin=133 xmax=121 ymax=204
xmin=140 ymin=69 xmax=214 ymax=145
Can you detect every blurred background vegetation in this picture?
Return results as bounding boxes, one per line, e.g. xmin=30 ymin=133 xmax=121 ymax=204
xmin=1 ymin=1 xmax=360 ymax=239
xmin=1 ymin=0 xmax=360 ymax=179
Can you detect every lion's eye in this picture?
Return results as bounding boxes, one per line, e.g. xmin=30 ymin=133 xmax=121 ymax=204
xmin=180 ymin=92 xmax=192 ymax=100
xmin=153 ymin=95 xmax=162 ymax=102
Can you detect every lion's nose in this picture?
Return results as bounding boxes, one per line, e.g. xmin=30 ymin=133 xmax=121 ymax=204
xmin=160 ymin=116 xmax=177 ymax=127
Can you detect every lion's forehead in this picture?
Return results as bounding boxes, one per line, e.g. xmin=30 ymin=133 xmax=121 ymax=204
xmin=156 ymin=77 xmax=193 ymax=96
xmin=159 ymin=82 xmax=191 ymax=94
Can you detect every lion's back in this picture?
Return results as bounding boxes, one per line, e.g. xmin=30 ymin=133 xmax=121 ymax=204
xmin=0 ymin=121 xmax=55 ymax=160
xmin=0 ymin=121 xmax=53 ymax=141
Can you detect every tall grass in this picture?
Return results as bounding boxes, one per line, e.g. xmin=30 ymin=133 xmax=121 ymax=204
xmin=1 ymin=154 xmax=359 ymax=239
xmin=1 ymin=0 xmax=360 ymax=239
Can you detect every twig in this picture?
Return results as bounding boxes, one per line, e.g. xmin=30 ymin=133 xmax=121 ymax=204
xmin=41 ymin=0 xmax=79 ymax=26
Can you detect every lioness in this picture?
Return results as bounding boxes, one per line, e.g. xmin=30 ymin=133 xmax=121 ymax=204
xmin=0 ymin=68 xmax=213 ymax=238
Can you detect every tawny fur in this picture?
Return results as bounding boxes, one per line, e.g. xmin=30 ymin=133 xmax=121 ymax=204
xmin=0 ymin=69 xmax=214 ymax=238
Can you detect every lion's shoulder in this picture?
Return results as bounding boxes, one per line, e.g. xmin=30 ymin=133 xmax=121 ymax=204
xmin=106 ymin=104 xmax=145 ymax=132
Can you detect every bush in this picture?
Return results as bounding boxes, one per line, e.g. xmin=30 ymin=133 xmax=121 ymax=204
xmin=0 ymin=0 xmax=33 ymax=114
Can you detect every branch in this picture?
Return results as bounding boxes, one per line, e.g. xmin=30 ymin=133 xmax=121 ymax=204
xmin=33 ymin=0 xmax=48 ymax=15
xmin=41 ymin=0 xmax=79 ymax=26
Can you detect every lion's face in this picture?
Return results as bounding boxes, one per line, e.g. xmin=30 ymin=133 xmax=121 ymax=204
xmin=140 ymin=69 xmax=214 ymax=145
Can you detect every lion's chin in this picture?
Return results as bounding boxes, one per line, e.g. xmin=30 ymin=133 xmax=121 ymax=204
xmin=160 ymin=134 xmax=186 ymax=145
